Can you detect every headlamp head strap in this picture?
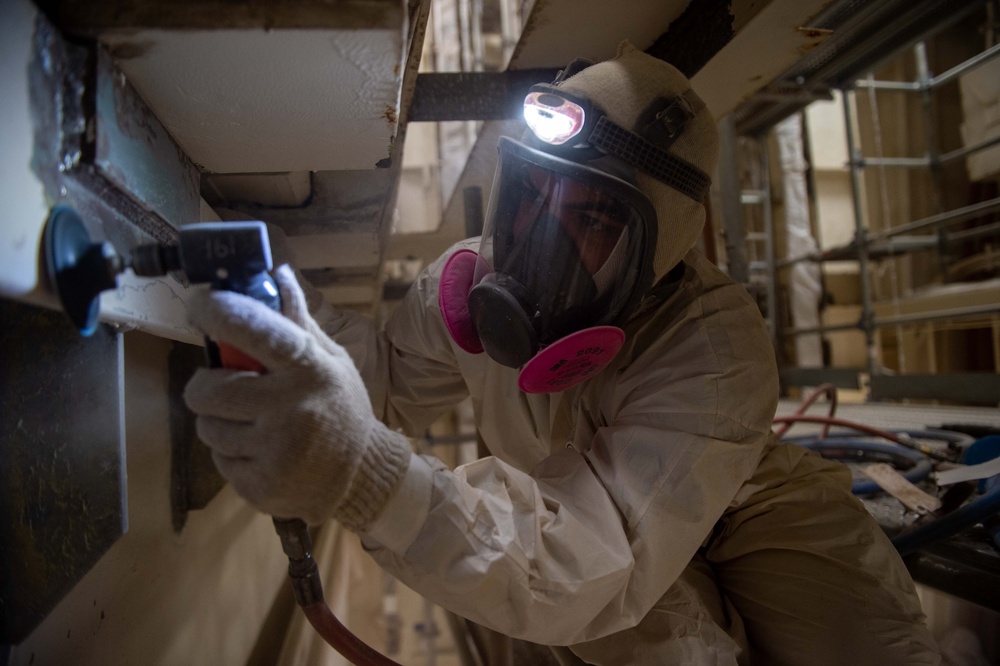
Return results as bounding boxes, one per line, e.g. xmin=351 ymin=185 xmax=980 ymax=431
xmin=589 ymin=116 xmax=711 ymax=202
xmin=524 ymin=75 xmax=712 ymax=203
xmin=553 ymin=58 xmax=595 ymax=84
xmin=639 ymin=90 xmax=702 ymax=149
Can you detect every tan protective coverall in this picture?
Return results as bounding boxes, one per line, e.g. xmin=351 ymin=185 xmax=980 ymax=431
xmin=321 ymin=240 xmax=939 ymax=665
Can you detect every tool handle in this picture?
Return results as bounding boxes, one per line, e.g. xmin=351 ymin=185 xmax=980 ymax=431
xmin=212 ymin=342 xmax=268 ymax=372
xmin=206 ymin=271 xmax=281 ymax=372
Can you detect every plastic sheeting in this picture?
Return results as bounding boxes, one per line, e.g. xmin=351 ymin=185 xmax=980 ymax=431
xmin=775 ymin=114 xmax=823 ymax=366
xmin=959 ymin=56 xmax=1000 ymax=181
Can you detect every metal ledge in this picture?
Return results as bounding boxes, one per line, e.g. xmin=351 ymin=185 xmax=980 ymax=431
xmin=870 ymin=374 xmax=1000 ymax=407
xmin=409 ymin=69 xmax=561 ymax=122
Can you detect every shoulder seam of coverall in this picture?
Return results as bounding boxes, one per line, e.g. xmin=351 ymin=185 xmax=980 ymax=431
xmin=578 ymin=448 xmax=630 ymax=528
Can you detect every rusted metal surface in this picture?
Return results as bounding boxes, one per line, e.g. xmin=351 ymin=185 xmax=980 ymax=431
xmin=732 ymin=0 xmax=980 ymax=136
xmin=0 ymin=299 xmax=126 ymax=645
xmin=28 ymin=6 xmax=176 ymax=282
xmin=94 ymin=48 xmax=201 ymax=232
xmin=29 ymin=12 xmax=179 ymax=248
xmin=168 ymin=342 xmax=225 ymax=532
xmin=25 ymin=10 xmax=205 ymax=344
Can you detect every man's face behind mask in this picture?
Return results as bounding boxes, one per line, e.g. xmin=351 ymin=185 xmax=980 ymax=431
xmin=511 ymin=164 xmax=631 ymax=278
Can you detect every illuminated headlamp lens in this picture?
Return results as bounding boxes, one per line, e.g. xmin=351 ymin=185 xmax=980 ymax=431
xmin=523 ymin=92 xmax=585 ymax=145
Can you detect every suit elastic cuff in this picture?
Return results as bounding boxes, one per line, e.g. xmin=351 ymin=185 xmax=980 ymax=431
xmin=362 ymin=452 xmax=434 ymax=554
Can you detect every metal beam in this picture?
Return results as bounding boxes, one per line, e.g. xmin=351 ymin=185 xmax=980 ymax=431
xmin=870 ymin=374 xmax=1000 ymax=406
xmin=905 ymin=537 xmax=1000 ymax=613
xmin=409 ymin=69 xmax=561 ymax=122
xmin=734 ymin=0 xmax=982 ymax=136
xmin=780 ymin=367 xmax=862 ymax=390
xmin=717 ymin=114 xmax=750 ymax=283
xmin=5 ymin=9 xmax=205 ymax=344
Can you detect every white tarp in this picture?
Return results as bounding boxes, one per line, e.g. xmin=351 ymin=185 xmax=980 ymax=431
xmin=776 ymin=114 xmax=823 ymax=367
xmin=959 ymin=55 xmax=1000 ymax=181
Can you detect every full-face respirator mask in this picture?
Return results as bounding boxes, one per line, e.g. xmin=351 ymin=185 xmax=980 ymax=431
xmin=438 ymin=58 xmax=712 ymax=393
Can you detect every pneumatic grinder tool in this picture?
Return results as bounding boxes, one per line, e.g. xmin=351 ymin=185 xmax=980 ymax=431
xmin=44 ymin=207 xmax=402 ymax=666
xmin=44 ymin=206 xmax=280 ymax=370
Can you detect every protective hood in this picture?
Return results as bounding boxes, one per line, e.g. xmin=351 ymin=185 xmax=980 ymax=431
xmin=469 ymin=137 xmax=657 ymax=367
xmin=558 ymin=41 xmax=719 ymax=286
xmin=438 ymin=42 xmax=719 ymax=393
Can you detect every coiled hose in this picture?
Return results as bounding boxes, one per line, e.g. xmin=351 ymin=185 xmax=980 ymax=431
xmin=776 ymin=385 xmax=999 ymax=557
xmin=892 ymin=480 xmax=1000 ymax=556
xmin=785 ymin=438 xmax=934 ymax=495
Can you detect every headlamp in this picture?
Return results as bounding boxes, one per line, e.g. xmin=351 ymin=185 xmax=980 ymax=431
xmin=523 ymin=92 xmax=586 ymax=145
xmin=519 ymin=83 xmax=713 ymax=204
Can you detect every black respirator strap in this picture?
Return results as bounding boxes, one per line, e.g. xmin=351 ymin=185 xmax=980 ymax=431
xmin=589 ymin=117 xmax=711 ymax=203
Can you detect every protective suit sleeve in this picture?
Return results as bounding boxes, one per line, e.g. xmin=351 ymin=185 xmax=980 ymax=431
xmin=364 ymin=447 xmax=637 ymax=645
xmin=312 ymin=241 xmax=480 ymax=435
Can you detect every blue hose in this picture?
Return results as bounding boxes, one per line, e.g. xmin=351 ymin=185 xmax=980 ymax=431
xmin=892 ymin=481 xmax=1000 ymax=556
xmin=784 ymin=431 xmax=1000 ymax=555
xmin=786 ymin=438 xmax=934 ymax=495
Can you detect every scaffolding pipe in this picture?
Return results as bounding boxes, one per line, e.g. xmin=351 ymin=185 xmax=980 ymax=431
xmin=783 ymin=321 xmax=861 ymax=337
xmin=841 ymin=88 xmax=878 ymax=377
xmin=874 ymin=303 xmax=1000 ymax=328
xmin=782 ymin=303 xmax=1000 ymax=338
xmin=848 ymin=132 xmax=1000 ymax=168
xmin=718 ymin=114 xmax=750 ymax=283
xmin=940 ymin=132 xmax=1000 ymax=163
xmin=854 ymin=80 xmax=921 ymax=91
xmin=855 ymin=156 xmax=931 ymax=167
xmin=853 ymin=42 xmax=1000 ymax=91
xmin=930 ymin=40 xmax=1000 ymax=88
xmin=873 ymin=196 xmax=1000 ymax=240
xmin=776 ymin=197 xmax=1000 ymax=268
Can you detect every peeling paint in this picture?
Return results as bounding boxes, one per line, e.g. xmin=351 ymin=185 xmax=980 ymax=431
xmin=798 ymin=41 xmax=824 ymax=56
xmin=104 ymin=40 xmax=154 ymax=60
xmin=797 ymin=26 xmax=834 ymax=38
xmin=510 ymin=0 xmax=550 ymax=64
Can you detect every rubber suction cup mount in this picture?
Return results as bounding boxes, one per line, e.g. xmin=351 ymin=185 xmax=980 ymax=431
xmin=43 ymin=206 xmax=124 ymax=336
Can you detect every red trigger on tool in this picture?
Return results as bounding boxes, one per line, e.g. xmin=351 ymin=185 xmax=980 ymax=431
xmin=217 ymin=342 xmax=268 ymax=373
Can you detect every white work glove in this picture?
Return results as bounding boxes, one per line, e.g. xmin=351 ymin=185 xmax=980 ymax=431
xmin=182 ymin=265 xmax=411 ymax=528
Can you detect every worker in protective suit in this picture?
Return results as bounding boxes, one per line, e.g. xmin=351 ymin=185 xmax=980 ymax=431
xmin=183 ymin=43 xmax=940 ymax=665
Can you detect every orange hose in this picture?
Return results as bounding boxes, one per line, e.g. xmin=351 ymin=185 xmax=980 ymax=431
xmin=773 ymin=413 xmax=905 ymax=444
xmin=773 ymin=383 xmax=839 ymax=440
xmin=302 ymin=602 xmax=404 ymax=666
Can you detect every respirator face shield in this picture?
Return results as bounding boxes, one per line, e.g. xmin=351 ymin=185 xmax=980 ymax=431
xmin=436 ymin=64 xmax=713 ymax=393
xmin=467 ymin=137 xmax=657 ymax=370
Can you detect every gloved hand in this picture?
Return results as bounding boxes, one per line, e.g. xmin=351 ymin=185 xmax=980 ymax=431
xmin=183 ymin=265 xmax=411 ymax=528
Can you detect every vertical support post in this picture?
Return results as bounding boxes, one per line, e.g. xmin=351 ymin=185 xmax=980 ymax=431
xmin=992 ymin=314 xmax=1000 ymax=375
xmin=718 ymin=114 xmax=750 ymax=284
xmin=915 ymin=41 xmax=949 ymax=282
xmin=842 ymin=87 xmax=879 ymax=380
xmin=761 ymin=137 xmax=778 ymax=343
